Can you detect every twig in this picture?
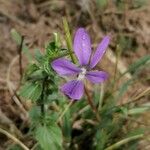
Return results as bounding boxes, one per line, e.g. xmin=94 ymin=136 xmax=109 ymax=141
xmin=31 ymin=143 xmax=38 ymax=150
xmin=118 ymin=88 xmax=150 ymax=106
xmin=85 ymin=87 xmax=100 ymax=121
xmin=0 ymin=7 xmax=25 ymax=26
xmin=18 ymin=36 xmax=24 ymax=82
xmin=0 ymin=109 xmax=23 ymax=138
xmin=6 ymin=55 xmax=28 ymax=118
xmin=0 ymin=127 xmax=29 ymax=150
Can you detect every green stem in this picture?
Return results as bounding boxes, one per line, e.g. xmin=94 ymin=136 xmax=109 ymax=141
xmin=40 ymin=77 xmax=48 ymax=117
xmin=57 ymin=100 xmax=74 ymax=123
xmin=51 ymin=51 xmax=73 ymax=61
xmin=105 ymin=134 xmax=143 ymax=150
xmin=63 ymin=17 xmax=76 ymax=63
xmin=98 ymin=83 xmax=104 ymax=111
xmin=85 ymin=87 xmax=100 ymax=121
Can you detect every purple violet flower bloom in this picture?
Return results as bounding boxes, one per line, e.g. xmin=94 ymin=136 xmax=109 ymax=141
xmin=51 ymin=28 xmax=110 ymax=100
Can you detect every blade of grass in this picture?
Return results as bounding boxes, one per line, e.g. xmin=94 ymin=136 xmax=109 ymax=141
xmin=62 ymin=17 xmax=76 ymax=63
xmin=105 ymin=134 xmax=144 ymax=150
xmin=0 ymin=128 xmax=29 ymax=150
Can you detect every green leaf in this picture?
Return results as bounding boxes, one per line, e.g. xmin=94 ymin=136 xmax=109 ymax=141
xmin=94 ymin=129 xmax=108 ymax=150
xmin=46 ymin=41 xmax=57 ymax=56
xmin=127 ymin=107 xmax=150 ymax=115
xmin=35 ymin=124 xmax=62 ymax=150
xmin=116 ymin=79 xmax=133 ymax=101
xmin=62 ymin=108 xmax=71 ymax=142
xmin=10 ymin=28 xmax=32 ymax=60
xmin=11 ymin=29 xmax=22 ymax=45
xmin=34 ymin=48 xmax=44 ymax=63
xmin=46 ymin=93 xmax=58 ymax=103
xmin=25 ymin=64 xmax=39 ymax=76
xmin=8 ymin=144 xmax=22 ymax=150
xmin=114 ymin=0 xmax=125 ymax=10
xmin=53 ymin=32 xmax=61 ymax=48
xmin=97 ymin=0 xmax=108 ymax=8
xmin=118 ymin=35 xmax=137 ymax=53
xmin=132 ymin=0 xmax=148 ymax=8
xmin=19 ymin=82 xmax=42 ymax=101
xmin=126 ymin=128 xmax=145 ymax=137
xmin=105 ymin=134 xmax=143 ymax=150
xmin=27 ymin=69 xmax=46 ymax=81
xmin=121 ymin=55 xmax=150 ymax=76
xmin=29 ymin=106 xmax=41 ymax=123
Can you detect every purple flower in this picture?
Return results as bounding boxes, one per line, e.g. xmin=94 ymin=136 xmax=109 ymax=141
xmin=51 ymin=28 xmax=110 ymax=100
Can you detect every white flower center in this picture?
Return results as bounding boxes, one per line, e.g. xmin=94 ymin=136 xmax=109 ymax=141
xmin=78 ymin=68 xmax=87 ymax=80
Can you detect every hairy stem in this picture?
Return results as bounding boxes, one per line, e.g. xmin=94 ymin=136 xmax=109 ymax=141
xmin=40 ymin=77 xmax=48 ymax=117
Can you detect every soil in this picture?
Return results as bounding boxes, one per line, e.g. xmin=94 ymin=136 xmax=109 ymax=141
xmin=0 ymin=0 xmax=149 ymax=149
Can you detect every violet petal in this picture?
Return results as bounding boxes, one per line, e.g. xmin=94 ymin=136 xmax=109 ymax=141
xmin=51 ymin=58 xmax=81 ymax=76
xmin=89 ymin=36 xmax=110 ymax=68
xmin=61 ymin=80 xmax=84 ymax=100
xmin=86 ymin=71 xmax=108 ymax=83
xmin=73 ymin=28 xmax=92 ymax=66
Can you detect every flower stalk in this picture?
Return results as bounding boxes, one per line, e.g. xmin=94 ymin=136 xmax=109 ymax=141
xmin=51 ymin=28 xmax=110 ymax=100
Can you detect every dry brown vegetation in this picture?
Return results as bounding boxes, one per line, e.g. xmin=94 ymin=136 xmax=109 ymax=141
xmin=0 ymin=0 xmax=149 ymax=149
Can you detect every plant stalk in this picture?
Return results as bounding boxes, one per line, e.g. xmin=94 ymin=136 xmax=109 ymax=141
xmin=105 ymin=134 xmax=143 ymax=150
xmin=40 ymin=77 xmax=48 ymax=117
xmin=85 ymin=87 xmax=100 ymax=121
xmin=18 ymin=36 xmax=24 ymax=81
xmin=57 ymin=100 xmax=74 ymax=123
xmin=63 ymin=17 xmax=76 ymax=63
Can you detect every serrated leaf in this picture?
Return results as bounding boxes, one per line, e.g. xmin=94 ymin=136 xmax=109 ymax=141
xmin=46 ymin=41 xmax=57 ymax=56
xmin=34 ymin=48 xmax=44 ymax=63
xmin=25 ymin=64 xmax=39 ymax=75
xmin=29 ymin=106 xmax=41 ymax=123
xmin=27 ymin=70 xmax=46 ymax=81
xmin=19 ymin=82 xmax=42 ymax=101
xmin=35 ymin=125 xmax=62 ymax=150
